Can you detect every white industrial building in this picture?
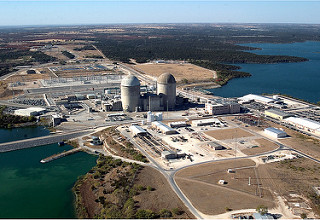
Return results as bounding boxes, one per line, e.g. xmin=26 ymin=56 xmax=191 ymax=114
xmin=264 ymin=127 xmax=287 ymax=138
xmin=129 ymin=124 xmax=147 ymax=136
xmin=238 ymin=94 xmax=275 ymax=104
xmin=14 ymin=107 xmax=46 ymax=117
xmin=192 ymin=118 xmax=221 ymax=127
xmin=152 ymin=121 xmax=177 ymax=135
xmin=169 ymin=121 xmax=188 ymax=128
xmin=284 ymin=117 xmax=320 ymax=134
xmin=205 ymin=100 xmax=240 ymax=115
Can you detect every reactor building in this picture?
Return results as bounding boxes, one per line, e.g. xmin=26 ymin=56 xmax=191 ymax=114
xmin=120 ymin=74 xmax=141 ymax=112
xmin=157 ymin=72 xmax=176 ymax=110
xmin=119 ymin=73 xmax=182 ymax=112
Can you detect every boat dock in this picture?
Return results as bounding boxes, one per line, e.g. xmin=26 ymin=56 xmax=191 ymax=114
xmin=40 ymin=147 xmax=82 ymax=163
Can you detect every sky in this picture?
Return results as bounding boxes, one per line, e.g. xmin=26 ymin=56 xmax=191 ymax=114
xmin=0 ymin=1 xmax=320 ymax=26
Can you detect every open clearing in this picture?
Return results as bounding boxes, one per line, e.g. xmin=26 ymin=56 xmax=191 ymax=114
xmin=265 ymin=120 xmax=320 ymax=161
xmin=205 ymin=128 xmax=253 ymax=140
xmin=133 ymin=63 xmax=217 ymax=83
xmin=258 ymin=158 xmax=320 ymax=218
xmin=241 ymin=138 xmax=279 ymax=156
xmin=134 ymin=166 xmax=194 ymax=218
xmin=175 ymin=159 xmax=275 ymax=215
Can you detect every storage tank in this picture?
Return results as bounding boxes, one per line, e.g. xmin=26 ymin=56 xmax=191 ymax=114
xmin=121 ymin=75 xmax=140 ymax=112
xmin=147 ymin=111 xmax=154 ymax=123
xmin=157 ymin=73 xmax=176 ymax=110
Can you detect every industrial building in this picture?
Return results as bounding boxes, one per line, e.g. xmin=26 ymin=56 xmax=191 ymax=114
xmin=264 ymin=127 xmax=287 ymax=138
xmin=147 ymin=111 xmax=163 ymax=123
xmin=191 ymin=118 xmax=221 ymax=127
xmin=284 ymin=117 xmax=320 ymax=134
xmin=152 ymin=121 xmax=177 ymax=135
xmin=161 ymin=150 xmax=186 ymax=160
xmin=121 ymin=75 xmax=141 ymax=112
xmin=157 ymin=73 xmax=176 ymax=110
xmin=129 ymin=124 xmax=147 ymax=136
xmin=120 ymin=73 xmax=177 ymax=112
xmin=14 ymin=107 xmax=46 ymax=116
xmin=169 ymin=121 xmax=188 ymax=128
xmin=238 ymin=94 xmax=275 ymax=104
xmin=264 ymin=109 xmax=292 ymax=120
xmin=205 ymin=99 xmax=240 ymax=115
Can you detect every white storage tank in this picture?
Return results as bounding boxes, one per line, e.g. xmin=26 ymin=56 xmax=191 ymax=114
xmin=147 ymin=111 xmax=155 ymax=123
xmin=155 ymin=112 xmax=163 ymax=121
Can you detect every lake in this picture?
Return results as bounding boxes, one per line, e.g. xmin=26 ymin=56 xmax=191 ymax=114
xmin=0 ymin=128 xmax=96 ymax=218
xmin=210 ymin=41 xmax=320 ymax=103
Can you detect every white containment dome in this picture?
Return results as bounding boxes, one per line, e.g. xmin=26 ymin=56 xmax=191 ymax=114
xmin=121 ymin=75 xmax=140 ymax=112
xmin=157 ymin=73 xmax=176 ymax=110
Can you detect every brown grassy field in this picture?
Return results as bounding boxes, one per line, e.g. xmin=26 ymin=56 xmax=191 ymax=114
xmin=265 ymin=120 xmax=320 ymax=161
xmin=77 ymin=165 xmax=194 ymax=218
xmin=258 ymin=158 xmax=320 ymax=217
xmin=133 ymin=63 xmax=217 ymax=83
xmin=205 ymin=128 xmax=254 ymax=140
xmin=134 ymin=166 xmax=194 ymax=218
xmin=241 ymin=138 xmax=279 ymax=156
xmin=175 ymin=159 xmax=275 ymax=215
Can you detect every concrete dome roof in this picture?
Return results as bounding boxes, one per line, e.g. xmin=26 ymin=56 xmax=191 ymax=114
xmin=157 ymin=73 xmax=176 ymax=84
xmin=121 ymin=75 xmax=140 ymax=87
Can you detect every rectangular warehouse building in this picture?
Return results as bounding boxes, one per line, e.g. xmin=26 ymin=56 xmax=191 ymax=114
xmin=238 ymin=94 xmax=275 ymax=104
xmin=14 ymin=107 xmax=46 ymax=116
xmin=152 ymin=121 xmax=177 ymax=135
xmin=265 ymin=109 xmax=292 ymax=120
xmin=192 ymin=118 xmax=221 ymax=127
xmin=284 ymin=117 xmax=320 ymax=134
xmin=264 ymin=127 xmax=287 ymax=138
xmin=129 ymin=124 xmax=147 ymax=136
xmin=169 ymin=121 xmax=188 ymax=128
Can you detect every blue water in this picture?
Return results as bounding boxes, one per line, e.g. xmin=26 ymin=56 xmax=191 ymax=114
xmin=0 ymin=126 xmax=50 ymax=143
xmin=0 ymin=128 xmax=97 ymax=218
xmin=210 ymin=41 xmax=320 ymax=103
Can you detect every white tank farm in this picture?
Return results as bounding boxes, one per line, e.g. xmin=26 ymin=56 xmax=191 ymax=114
xmin=157 ymin=73 xmax=176 ymax=110
xmin=121 ymin=75 xmax=140 ymax=112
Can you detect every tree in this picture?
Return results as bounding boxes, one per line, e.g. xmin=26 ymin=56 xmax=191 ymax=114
xmin=172 ymin=207 xmax=183 ymax=215
xmin=256 ymin=205 xmax=268 ymax=215
xmin=159 ymin=209 xmax=172 ymax=218
xmin=135 ymin=209 xmax=157 ymax=219
xmin=146 ymin=186 xmax=154 ymax=191
xmin=300 ymin=213 xmax=307 ymax=219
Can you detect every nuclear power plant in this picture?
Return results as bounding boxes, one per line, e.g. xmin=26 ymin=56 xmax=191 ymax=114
xmin=157 ymin=73 xmax=176 ymax=110
xmin=120 ymin=74 xmax=141 ymax=112
xmin=119 ymin=73 xmax=182 ymax=112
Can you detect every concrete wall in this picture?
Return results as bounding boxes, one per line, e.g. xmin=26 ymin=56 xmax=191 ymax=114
xmin=157 ymin=83 xmax=176 ymax=110
xmin=121 ymin=85 xmax=140 ymax=112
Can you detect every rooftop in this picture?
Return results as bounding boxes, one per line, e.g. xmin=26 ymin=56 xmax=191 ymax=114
xmin=284 ymin=117 xmax=320 ymax=130
xmin=239 ymin=94 xmax=275 ymax=103
xmin=157 ymin=73 xmax=176 ymax=84
xmin=264 ymin=127 xmax=286 ymax=135
xmin=265 ymin=108 xmax=291 ymax=117
xmin=121 ymin=74 xmax=140 ymax=87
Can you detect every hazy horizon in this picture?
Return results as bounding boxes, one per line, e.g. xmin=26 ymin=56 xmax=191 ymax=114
xmin=0 ymin=1 xmax=320 ymax=26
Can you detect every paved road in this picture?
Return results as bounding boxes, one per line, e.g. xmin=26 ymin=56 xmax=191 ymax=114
xmin=0 ymin=129 xmax=92 ymax=153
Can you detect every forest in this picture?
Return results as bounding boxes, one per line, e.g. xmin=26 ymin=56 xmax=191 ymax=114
xmin=92 ymin=24 xmax=310 ymax=83
xmin=0 ymin=49 xmax=56 ymax=77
